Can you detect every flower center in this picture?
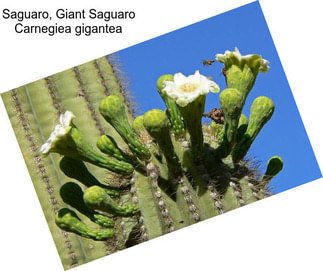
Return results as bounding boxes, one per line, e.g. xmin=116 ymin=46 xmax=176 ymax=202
xmin=179 ymin=83 xmax=199 ymax=93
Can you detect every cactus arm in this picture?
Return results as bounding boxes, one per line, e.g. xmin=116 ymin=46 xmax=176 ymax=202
xmin=99 ymin=95 xmax=151 ymax=161
xmin=233 ymin=96 xmax=274 ymax=162
xmin=83 ymin=186 xmax=139 ymax=217
xmin=156 ymin=74 xmax=185 ymax=137
xmin=56 ymin=208 xmax=114 ymax=241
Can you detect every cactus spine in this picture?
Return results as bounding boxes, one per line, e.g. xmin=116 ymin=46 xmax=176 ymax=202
xmin=2 ymin=49 xmax=283 ymax=269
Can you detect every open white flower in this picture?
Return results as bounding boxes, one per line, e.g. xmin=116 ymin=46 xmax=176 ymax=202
xmin=162 ymin=71 xmax=219 ymax=107
xmin=39 ymin=111 xmax=75 ymax=154
xmin=216 ymin=47 xmax=269 ymax=73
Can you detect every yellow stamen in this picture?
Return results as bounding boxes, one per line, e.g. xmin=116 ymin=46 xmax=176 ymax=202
xmin=179 ymin=83 xmax=199 ymax=93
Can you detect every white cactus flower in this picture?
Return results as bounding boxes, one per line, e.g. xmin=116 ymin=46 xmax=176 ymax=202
xmin=162 ymin=70 xmax=219 ymax=107
xmin=39 ymin=111 xmax=75 ymax=154
xmin=216 ymin=47 xmax=269 ymax=73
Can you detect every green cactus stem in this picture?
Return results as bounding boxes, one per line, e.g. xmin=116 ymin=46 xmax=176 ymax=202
xmin=233 ymin=96 xmax=274 ymax=162
xmin=156 ymin=74 xmax=185 ymax=137
xmin=99 ymin=95 xmax=151 ymax=161
xmin=60 ymin=182 xmax=115 ymax=228
xmin=84 ymin=186 xmax=140 ymax=217
xmin=55 ymin=208 xmax=114 ymax=241
xmin=143 ymin=109 xmax=182 ymax=178
xmin=217 ymin=88 xmax=244 ymax=157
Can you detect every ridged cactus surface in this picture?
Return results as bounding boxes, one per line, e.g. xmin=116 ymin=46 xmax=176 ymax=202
xmin=1 ymin=49 xmax=283 ymax=270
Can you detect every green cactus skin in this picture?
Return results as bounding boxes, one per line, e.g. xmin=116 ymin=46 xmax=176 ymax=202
xmin=56 ymin=208 xmax=114 ymax=241
xmin=156 ymin=74 xmax=185 ymax=137
xmin=99 ymin=95 xmax=151 ymax=161
xmin=233 ymin=96 xmax=274 ymax=162
xmin=60 ymin=182 xmax=115 ymax=228
xmin=217 ymin=88 xmax=244 ymax=157
xmin=84 ymin=186 xmax=140 ymax=217
xmin=2 ymin=50 xmax=283 ymax=269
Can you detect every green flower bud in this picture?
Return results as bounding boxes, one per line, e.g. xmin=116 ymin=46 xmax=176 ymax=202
xmin=143 ymin=109 xmax=182 ymax=177
xmin=233 ymin=96 xmax=274 ymax=161
xmin=217 ymin=88 xmax=244 ymax=157
xmin=132 ymin=115 xmax=146 ymax=134
xmin=260 ymin=156 xmax=284 ymax=188
xmin=143 ymin=109 xmax=168 ymax=137
xmin=55 ymin=208 xmax=114 ymax=241
xmin=97 ymin=135 xmax=134 ymax=164
xmin=84 ymin=186 xmax=140 ymax=217
xmin=265 ymin=156 xmax=284 ymax=177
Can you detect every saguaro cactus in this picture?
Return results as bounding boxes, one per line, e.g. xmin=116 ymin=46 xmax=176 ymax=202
xmin=2 ymin=49 xmax=283 ymax=270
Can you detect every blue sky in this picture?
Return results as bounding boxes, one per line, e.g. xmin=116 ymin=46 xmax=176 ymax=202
xmin=114 ymin=1 xmax=321 ymax=193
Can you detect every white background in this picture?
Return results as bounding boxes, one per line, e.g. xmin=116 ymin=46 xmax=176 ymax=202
xmin=0 ymin=0 xmax=322 ymax=270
